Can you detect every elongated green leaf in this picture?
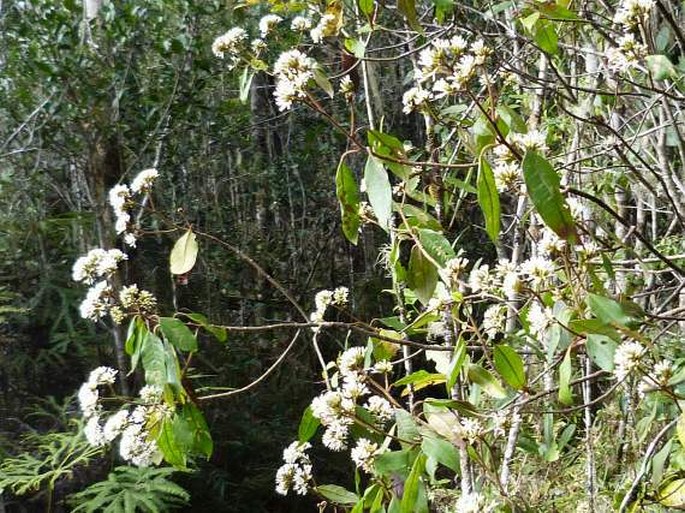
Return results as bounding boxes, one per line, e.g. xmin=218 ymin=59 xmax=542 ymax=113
xmin=393 ymin=370 xmax=445 ymax=394
xmin=316 ymin=485 xmax=359 ymax=505
xmin=417 ymin=228 xmax=456 ymax=266
xmin=175 ymin=403 xmax=213 ymax=459
xmin=652 ymin=439 xmax=672 ymax=487
xmin=170 ymin=230 xmax=198 ymax=275
xmin=298 ymin=406 xmax=320 ymax=442
xmin=313 ymin=67 xmax=334 ymax=98
xmin=239 ymin=68 xmax=254 ymax=104
xmin=157 ymin=418 xmax=187 ymax=468
xmin=335 ymin=161 xmax=361 ymax=245
xmin=677 ymin=412 xmax=685 ymax=448
xmin=407 ymin=245 xmax=437 ymax=305
xmin=586 ymin=293 xmax=635 ymax=327
xmin=395 ymin=410 xmax=421 ymax=448
xmin=159 ymin=317 xmax=198 ymax=352
xmin=141 ymin=332 xmax=167 ymax=386
xmin=364 ymin=155 xmax=393 ymax=230
xmin=493 ymin=344 xmax=527 ymax=390
xmin=401 ymin=454 xmax=427 ymax=513
xmin=358 ymin=0 xmax=374 ymax=16
xmin=375 ymin=449 xmax=415 ymax=477
xmin=398 ymin=0 xmax=422 ymax=33
xmin=421 ymin=435 xmax=460 ymax=472
xmin=535 ymin=20 xmax=558 ymax=54
xmin=558 ymin=348 xmax=573 ymax=405
xmin=522 ymin=151 xmax=576 ymax=243
xmin=658 ymin=479 xmax=685 ymax=508
xmin=467 ymin=364 xmax=507 ymax=399
xmin=184 ymin=312 xmax=227 ymax=343
xmin=585 ymin=334 xmax=617 ymax=371
xmin=477 ymin=153 xmax=500 ymax=243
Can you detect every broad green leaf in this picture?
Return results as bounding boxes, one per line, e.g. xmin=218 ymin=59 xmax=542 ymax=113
xmin=316 ymin=485 xmax=359 ymax=505
xmin=646 ymin=54 xmax=676 ymax=80
xmin=417 ymin=228 xmax=456 ymax=266
xmin=658 ymin=479 xmax=685 ymax=508
xmin=179 ymin=403 xmax=213 ymax=459
xmin=569 ymin=319 xmax=621 ymax=341
xmin=397 ymin=0 xmax=422 ymax=33
xmin=141 ymin=331 xmax=167 ymax=387
xmin=313 ymin=67 xmax=334 ymax=98
xmin=493 ymin=344 xmax=527 ymax=390
xmin=677 ymin=412 xmax=685 ymax=448
xmin=170 ymin=230 xmax=199 ymax=275
xmin=157 ymin=418 xmax=187 ymax=468
xmin=497 ymin=105 xmax=527 ymax=134
xmin=159 ymin=317 xmax=198 ymax=352
xmin=298 ymin=406 xmax=320 ymax=442
xmin=652 ymin=439 xmax=672 ymax=487
xmin=395 ymin=409 xmax=421 ymax=448
xmin=344 ymin=38 xmax=366 ymax=59
xmin=368 ymin=130 xmax=405 ymax=154
xmin=375 ymin=449 xmax=415 ymax=477
xmin=477 ymin=153 xmax=500 ymax=243
xmin=558 ymin=348 xmax=573 ymax=405
xmin=421 ymin=435 xmax=460 ymax=472
xmin=126 ymin=318 xmax=144 ymax=373
xmin=535 ymin=20 xmax=558 ymax=54
xmin=364 ymin=155 xmax=393 ymax=230
xmin=393 ymin=370 xmax=445 ymax=395
xmin=407 ymin=245 xmax=437 ymax=305
xmin=184 ymin=312 xmax=227 ymax=343
xmin=401 ymin=453 xmax=428 ymax=513
xmin=586 ymin=293 xmax=636 ymax=327
xmin=522 ymin=151 xmax=577 ymax=243
xmin=585 ymin=334 xmax=617 ymax=371
xmin=520 ymin=11 xmax=540 ymax=32
xmin=537 ymin=2 xmax=579 ymax=19
xmin=358 ymin=0 xmax=374 ymax=16
xmin=467 ymin=364 xmax=507 ymax=399
xmin=335 ymin=161 xmax=361 ymax=245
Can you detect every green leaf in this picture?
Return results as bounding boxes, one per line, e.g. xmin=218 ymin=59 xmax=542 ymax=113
xmin=646 ymin=54 xmax=676 ymax=80
xmin=336 ymin=161 xmax=361 ymax=245
xmin=313 ymin=67 xmax=334 ymax=98
xmin=375 ymin=449 xmax=415 ymax=478
xmin=658 ymin=479 xmax=685 ymax=508
xmin=239 ymin=68 xmax=254 ymax=104
xmin=170 ymin=230 xmax=199 ymax=275
xmin=184 ymin=312 xmax=227 ymax=343
xmin=393 ymin=370 xmax=445 ymax=393
xmin=522 ymin=151 xmax=577 ymax=243
xmin=477 ymin=153 xmax=500 ymax=243
xmin=344 ymin=38 xmax=366 ymax=59
xmin=316 ymin=485 xmax=359 ymax=505
xmin=497 ymin=105 xmax=527 ymax=134
xmin=407 ymin=245 xmax=437 ymax=305
xmin=159 ymin=317 xmax=198 ymax=352
xmin=558 ymin=348 xmax=574 ymax=405
xmin=652 ymin=439 xmax=672 ymax=487
xmin=677 ymin=412 xmax=685 ymax=448
xmin=395 ymin=410 xmax=421 ymax=448
xmin=176 ymin=403 xmax=213 ymax=459
xmin=157 ymin=418 xmax=187 ymax=469
xmin=368 ymin=130 xmax=405 ymax=154
xmin=424 ymin=398 xmax=478 ymax=416
xmin=141 ymin=332 xmax=167 ymax=387
xmin=585 ymin=334 xmax=617 ymax=371
xmin=421 ymin=435 xmax=460 ymax=472
xmin=416 ymin=229 xmax=455 ymax=266
xmin=364 ymin=155 xmax=393 ymax=230
xmin=586 ymin=293 xmax=636 ymax=327
xmin=298 ymin=406 xmax=320 ymax=443
xmin=534 ymin=20 xmax=558 ymax=54
xmin=493 ymin=344 xmax=527 ymax=390
xmin=358 ymin=0 xmax=374 ymax=16
xmin=397 ymin=0 xmax=422 ymax=33
xmin=467 ymin=364 xmax=507 ymax=399
xmin=401 ymin=453 xmax=427 ymax=513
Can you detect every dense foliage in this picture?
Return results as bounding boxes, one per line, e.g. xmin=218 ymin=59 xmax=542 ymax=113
xmin=2 ymin=0 xmax=685 ymax=511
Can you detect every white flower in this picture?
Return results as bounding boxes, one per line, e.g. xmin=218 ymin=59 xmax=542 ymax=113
xmin=538 ymin=228 xmax=566 ymax=256
xmin=88 ymin=366 xmax=118 ymax=387
xmin=292 ymin=463 xmax=312 ymax=495
xmin=614 ymin=0 xmax=654 ymax=27
xmin=84 ymin=415 xmax=106 ymax=447
xmin=502 ymin=270 xmax=522 ymax=298
xmin=511 ymin=129 xmax=547 ymax=153
xmin=332 ymin=286 xmax=349 ymax=306
xmin=470 ymin=39 xmax=492 ymax=65
xmin=115 ymin=213 xmax=130 ymax=234
xmin=482 ymin=304 xmax=506 ymax=338
xmin=373 ymin=360 xmax=394 ymax=374
xmin=614 ymin=341 xmax=644 ymax=381
xmin=310 ymin=13 xmax=337 ymax=43
xmin=469 ymin=264 xmax=494 ymax=293
xmin=340 ymin=75 xmax=354 ymax=95
xmin=139 ymin=384 xmax=163 ymax=404
xmin=259 ymin=14 xmax=282 ymax=37
xmin=402 ymin=86 xmax=432 ymax=114
xmin=276 ymin=440 xmax=312 ymax=495
xmin=342 ymin=374 xmax=370 ymax=400
xmin=427 ymin=320 xmax=450 ymax=340
xmin=108 ymin=184 xmax=131 ymax=213
xmin=521 ymin=256 xmax=555 ymax=287
xmin=119 ymin=284 xmax=157 ymax=312
xmin=321 ymin=421 xmax=350 ymax=451
xmin=311 ymin=390 xmax=354 ymax=425
xmin=493 ymin=161 xmax=522 ymax=193
xmin=351 ymin=438 xmax=383 ymax=473
xmin=457 ymin=418 xmax=482 ymax=443
xmin=365 ymin=396 xmax=394 ymax=424
xmin=79 ymin=281 xmax=112 ymax=321
xmin=103 ymin=409 xmax=129 ymax=442
xmin=274 ymin=49 xmax=316 ymax=81
xmin=212 ymin=27 xmax=248 ymax=59
xmin=338 ymin=346 xmax=365 ymax=375
xmin=72 ymin=248 xmax=127 ymax=284
xmin=606 ymin=34 xmax=647 ymax=73
xmin=119 ymin=421 xmax=159 ymax=467
xmin=130 ymin=168 xmax=159 ymax=194
xmin=527 ymin=301 xmax=554 ymax=338
xmin=492 ymin=411 xmax=508 ymax=437
xmin=78 ymin=383 xmax=99 ymax=418
xmin=251 ymin=38 xmax=267 ymax=54
xmin=282 ymin=441 xmax=311 ymax=464
xmin=291 ymin=16 xmax=312 ymax=31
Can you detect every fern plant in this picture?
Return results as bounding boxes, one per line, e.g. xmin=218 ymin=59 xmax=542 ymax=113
xmin=69 ymin=466 xmax=190 ymax=512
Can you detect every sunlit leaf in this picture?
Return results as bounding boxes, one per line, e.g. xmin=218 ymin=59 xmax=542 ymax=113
xmin=477 ymin=153 xmax=500 ymax=243
xmin=316 ymin=485 xmax=359 ymax=505
xmin=558 ymin=348 xmax=573 ymax=405
xmin=364 ymin=155 xmax=393 ymax=230
xmin=493 ymin=344 xmax=526 ymax=390
xmin=467 ymin=364 xmax=507 ymax=399
xmin=335 ymin=161 xmax=361 ymax=244
xmin=169 ymin=230 xmax=198 ymax=275
xmin=159 ymin=317 xmax=198 ymax=352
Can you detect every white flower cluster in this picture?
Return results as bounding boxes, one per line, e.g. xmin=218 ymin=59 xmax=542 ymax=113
xmin=402 ymin=36 xmax=491 ymax=114
xmin=527 ymin=301 xmax=554 ymax=339
xmin=212 ymin=27 xmax=248 ymax=68
xmin=291 ymin=16 xmax=312 ymax=32
xmin=80 ymin=375 xmax=165 ymax=467
xmin=351 ymin=438 xmax=385 ymax=473
xmin=456 ymin=417 xmax=482 ymax=444
xmin=119 ymin=284 xmax=158 ymax=312
xmin=259 ymin=14 xmax=282 ymax=37
xmin=491 ymin=130 xmax=547 ymax=194
xmin=273 ymin=49 xmax=318 ymax=111
xmin=79 ymin=280 xmax=113 ymax=322
xmin=469 ymin=257 xmax=554 ymax=298
xmin=108 ymin=168 xmax=159 ymax=248
xmin=614 ymin=0 xmax=654 ymax=27
xmin=309 ymin=286 xmax=350 ymax=328
xmin=275 ymin=441 xmax=313 ymax=495
xmin=72 ymin=248 xmax=128 ymax=284
xmin=482 ymin=304 xmax=507 ymax=338
xmin=614 ymin=341 xmax=644 ymax=381
xmin=606 ymin=33 xmax=647 ymax=73
xmin=310 ymin=13 xmax=338 ymax=43
xmin=638 ymin=359 xmax=674 ymax=395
